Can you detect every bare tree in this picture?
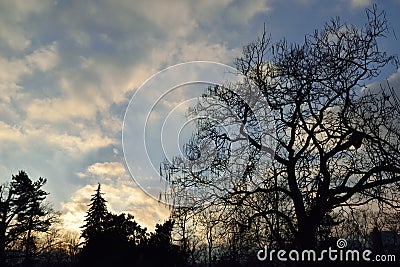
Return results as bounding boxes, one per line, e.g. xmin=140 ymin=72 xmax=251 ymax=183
xmin=163 ymin=6 xmax=400 ymax=250
xmin=171 ymin=206 xmax=200 ymax=265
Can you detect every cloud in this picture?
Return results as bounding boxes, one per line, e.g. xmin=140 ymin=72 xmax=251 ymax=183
xmin=225 ymin=0 xmax=271 ymax=25
xmin=0 ymin=119 xmax=115 ymax=156
xmin=59 ymin=184 xmax=94 ymax=235
xmin=361 ymin=68 xmax=400 ymax=95
xmin=388 ymin=68 xmax=400 ymax=86
xmin=102 ymin=183 xmax=170 ymax=231
xmin=0 ymin=0 xmax=52 ymax=51
xmin=87 ymin=162 xmax=126 ymax=177
xmin=349 ymin=0 xmax=371 ymax=9
xmin=45 ymin=131 xmax=116 ymax=154
xmin=69 ymin=31 xmax=90 ymax=48
xmin=0 ymin=42 xmax=59 ymax=103
xmin=130 ymin=0 xmax=198 ymax=38
xmin=170 ymin=42 xmax=241 ymax=63
xmin=0 ymin=56 xmax=30 ymax=102
xmin=0 ymin=121 xmax=23 ymax=142
xmin=385 ymin=68 xmax=400 ymax=100
xmin=26 ymin=42 xmax=59 ymax=72
xmin=62 ymin=158 xmax=170 ymax=233
xmin=24 ymin=58 xmax=132 ymax=124
xmin=60 ymin=181 xmax=170 ymax=234
xmin=26 ymin=97 xmax=98 ymax=122
xmin=0 ymin=102 xmax=20 ymax=124
xmin=7 ymin=0 xmax=397 ymax=237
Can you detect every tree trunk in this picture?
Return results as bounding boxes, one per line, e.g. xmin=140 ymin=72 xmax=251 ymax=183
xmin=0 ymin=190 xmax=11 ymax=267
xmin=0 ymin=229 xmax=6 ymax=267
xmin=24 ymin=216 xmax=34 ymax=266
xmin=296 ymin=217 xmax=318 ymax=250
xmin=297 ymin=225 xmax=317 ymax=249
xmin=208 ymin=230 xmax=212 ymax=267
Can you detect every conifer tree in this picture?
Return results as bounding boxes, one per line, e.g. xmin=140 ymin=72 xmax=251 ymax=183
xmin=12 ymin=171 xmax=52 ymax=265
xmin=81 ymin=183 xmax=108 ymax=242
xmin=0 ymin=171 xmax=53 ymax=266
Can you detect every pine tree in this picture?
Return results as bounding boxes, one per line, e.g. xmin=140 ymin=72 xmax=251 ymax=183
xmin=81 ymin=183 xmax=108 ymax=242
xmin=12 ymin=171 xmax=52 ymax=265
xmin=0 ymin=171 xmax=53 ymax=266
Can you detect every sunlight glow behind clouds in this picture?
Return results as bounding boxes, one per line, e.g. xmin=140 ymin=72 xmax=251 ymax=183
xmin=87 ymin=162 xmax=126 ymax=177
xmin=60 ymin=176 xmax=170 ymax=234
xmin=0 ymin=0 xmax=398 ymax=234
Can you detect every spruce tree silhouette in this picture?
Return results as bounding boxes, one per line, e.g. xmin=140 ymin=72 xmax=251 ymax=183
xmin=80 ymin=183 xmax=112 ymax=267
xmin=80 ymin=184 xmax=187 ymax=267
xmin=80 ymin=184 xmax=150 ymax=267
xmin=81 ymin=183 xmax=108 ymax=242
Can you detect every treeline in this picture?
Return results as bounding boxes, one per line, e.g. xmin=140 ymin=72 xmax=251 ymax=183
xmin=79 ymin=184 xmax=184 ymax=267
xmin=168 ymin=203 xmax=400 ymax=267
xmin=1 ymin=173 xmax=399 ymax=267
xmin=0 ymin=171 xmax=185 ymax=267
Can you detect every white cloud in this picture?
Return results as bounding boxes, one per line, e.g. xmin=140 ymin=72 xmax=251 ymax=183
xmin=0 ymin=120 xmax=115 ymax=155
xmin=361 ymin=68 xmax=400 ymax=95
xmin=388 ymin=68 xmax=400 ymax=85
xmin=103 ymin=183 xmax=170 ymax=230
xmin=0 ymin=121 xmax=23 ymax=142
xmin=69 ymin=31 xmax=90 ymax=47
xmin=225 ymin=0 xmax=271 ymax=25
xmin=0 ymin=0 xmax=278 ymax=236
xmin=27 ymin=42 xmax=59 ymax=72
xmin=59 ymin=184 xmax=93 ymax=234
xmin=350 ymin=0 xmax=371 ymax=9
xmin=0 ymin=102 xmax=20 ymax=123
xmin=24 ymin=54 xmax=136 ymax=124
xmin=0 ymin=57 xmax=30 ymax=101
xmin=46 ymin=131 xmax=116 ymax=154
xmin=131 ymin=0 xmax=198 ymax=38
xmin=0 ymin=24 xmax=31 ymax=51
xmin=101 ymin=115 xmax=123 ymax=133
xmin=0 ymin=43 xmax=59 ymax=102
xmin=386 ymin=68 xmax=400 ymax=99
xmin=87 ymin=162 xmax=126 ymax=177
xmin=0 ymin=0 xmax=52 ymax=51
xmin=0 ymin=0 xmax=396 ymax=240
xmin=60 ymin=181 xmax=170 ymax=234
xmin=171 ymin=42 xmax=241 ymax=63
xmin=26 ymin=96 xmax=98 ymax=122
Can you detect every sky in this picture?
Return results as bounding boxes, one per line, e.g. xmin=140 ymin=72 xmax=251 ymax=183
xmin=0 ymin=0 xmax=399 ymax=235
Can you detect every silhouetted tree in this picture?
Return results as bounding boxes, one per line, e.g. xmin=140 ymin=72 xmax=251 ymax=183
xmin=105 ymin=212 xmax=147 ymax=246
xmin=80 ymin=184 xmax=112 ymax=267
xmin=81 ymin=183 xmax=108 ymax=243
xmin=171 ymin=206 xmax=202 ymax=265
xmin=80 ymin=184 xmax=152 ymax=267
xmin=0 ymin=171 xmax=53 ymax=267
xmin=12 ymin=171 xmax=53 ymax=265
xmin=163 ymin=5 xmax=400 ymax=251
xmin=144 ymin=220 xmax=184 ymax=267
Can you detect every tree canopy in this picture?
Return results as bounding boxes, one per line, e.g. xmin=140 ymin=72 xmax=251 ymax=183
xmin=163 ymin=5 xmax=400 ymax=252
xmin=0 ymin=171 xmax=54 ymax=266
